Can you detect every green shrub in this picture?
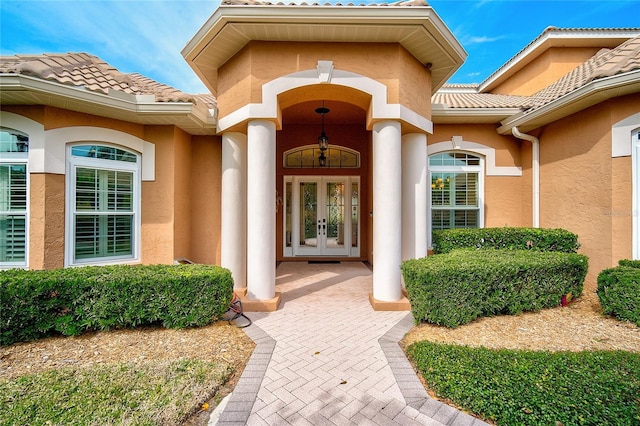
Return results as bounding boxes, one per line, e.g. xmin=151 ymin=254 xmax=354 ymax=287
xmin=597 ymin=265 xmax=640 ymax=326
xmin=432 ymin=227 xmax=580 ymax=254
xmin=407 ymin=341 xmax=640 ymax=425
xmin=618 ymin=259 xmax=640 ymax=269
xmin=402 ymin=250 xmax=588 ymax=327
xmin=0 ymin=264 xmax=233 ymax=346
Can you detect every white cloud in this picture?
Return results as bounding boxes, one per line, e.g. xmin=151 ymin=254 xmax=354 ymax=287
xmin=464 ymin=35 xmax=505 ymax=45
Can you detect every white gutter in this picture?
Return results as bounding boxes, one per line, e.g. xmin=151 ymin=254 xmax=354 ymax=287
xmin=1 ymin=74 xmax=217 ymax=132
xmin=512 ymin=126 xmax=540 ymax=228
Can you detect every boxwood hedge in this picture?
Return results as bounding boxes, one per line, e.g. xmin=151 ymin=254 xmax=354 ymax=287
xmin=0 ymin=264 xmax=233 ymax=346
xmin=402 ymin=249 xmax=588 ymax=327
xmin=432 ymin=227 xmax=580 ymax=254
xmin=597 ymin=261 xmax=640 ymax=326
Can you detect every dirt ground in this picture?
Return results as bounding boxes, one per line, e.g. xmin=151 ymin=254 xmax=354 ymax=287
xmin=402 ymin=292 xmax=640 ymax=353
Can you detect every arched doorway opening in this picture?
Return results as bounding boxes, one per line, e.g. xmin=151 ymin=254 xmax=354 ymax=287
xmin=276 ymin=98 xmax=369 ymax=261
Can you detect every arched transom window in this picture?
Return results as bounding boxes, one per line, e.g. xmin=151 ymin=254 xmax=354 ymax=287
xmin=284 ymin=145 xmax=359 ymax=168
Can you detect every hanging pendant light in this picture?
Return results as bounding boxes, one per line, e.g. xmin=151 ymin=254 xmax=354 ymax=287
xmin=315 ymin=102 xmax=330 ymax=166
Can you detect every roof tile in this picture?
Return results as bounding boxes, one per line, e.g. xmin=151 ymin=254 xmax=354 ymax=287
xmin=0 ymin=53 xmax=197 ymax=103
xmin=528 ymin=35 xmax=640 ymax=110
xmin=432 ymin=91 xmax=530 ymax=109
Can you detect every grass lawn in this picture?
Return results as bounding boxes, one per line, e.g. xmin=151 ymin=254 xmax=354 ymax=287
xmin=0 ymin=359 xmax=231 ymax=425
xmin=407 ymin=341 xmax=640 ymax=425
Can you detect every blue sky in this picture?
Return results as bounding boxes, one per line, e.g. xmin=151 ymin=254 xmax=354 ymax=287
xmin=1 ymin=0 xmax=639 ymax=94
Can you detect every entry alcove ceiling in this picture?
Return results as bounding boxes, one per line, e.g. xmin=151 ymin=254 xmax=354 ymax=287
xmin=282 ymin=100 xmax=366 ymax=126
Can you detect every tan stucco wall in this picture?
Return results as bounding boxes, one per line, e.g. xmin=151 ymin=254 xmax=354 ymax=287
xmin=217 ymin=41 xmax=431 ymax=121
xmin=172 ymin=127 xmax=192 ymax=261
xmin=141 ymin=126 xmax=178 ymax=265
xmin=5 ymin=106 xmax=223 ymax=269
xmin=492 ymin=47 xmax=601 ymax=96
xmin=428 ymin=124 xmax=525 ymax=228
xmin=538 ymin=95 xmax=639 ymax=290
xmin=29 ymin=173 xmax=65 ymax=270
xmin=189 ymin=135 xmax=222 ymax=265
xmin=1 ymin=105 xmax=45 ymax=125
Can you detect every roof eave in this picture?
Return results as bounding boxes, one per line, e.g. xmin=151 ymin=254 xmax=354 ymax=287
xmin=181 ymin=5 xmax=466 ymax=95
xmin=0 ymin=74 xmax=217 ymax=135
xmin=497 ymin=70 xmax=640 ymax=134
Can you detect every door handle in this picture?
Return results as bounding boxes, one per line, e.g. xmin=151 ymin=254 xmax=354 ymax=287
xmin=322 ymin=219 xmax=326 ymax=235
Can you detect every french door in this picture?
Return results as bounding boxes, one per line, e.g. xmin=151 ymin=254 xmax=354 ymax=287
xmin=284 ymin=176 xmax=360 ymax=257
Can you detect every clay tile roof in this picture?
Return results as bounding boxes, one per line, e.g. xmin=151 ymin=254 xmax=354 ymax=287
xmin=432 ymin=85 xmax=531 ymax=109
xmin=434 ymin=34 xmax=640 ymax=111
xmin=527 ymin=35 xmax=640 ymax=109
xmin=0 ymin=53 xmax=201 ymax=104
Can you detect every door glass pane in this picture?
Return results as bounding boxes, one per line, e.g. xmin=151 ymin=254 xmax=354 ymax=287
xmin=326 ymin=182 xmax=345 ymax=249
xmin=351 ymin=182 xmax=359 ymax=248
xmin=285 ymin=182 xmax=292 ymax=248
xmin=299 ymin=182 xmax=317 ymax=247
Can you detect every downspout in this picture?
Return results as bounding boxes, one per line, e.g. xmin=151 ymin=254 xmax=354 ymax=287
xmin=512 ymin=127 xmax=540 ymax=228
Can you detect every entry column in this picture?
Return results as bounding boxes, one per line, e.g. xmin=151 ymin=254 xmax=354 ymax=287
xmin=402 ymin=133 xmax=428 ymax=261
xmin=372 ymin=120 xmax=403 ymax=302
xmin=221 ymin=132 xmax=247 ymax=291
xmin=246 ymin=120 xmax=278 ymax=305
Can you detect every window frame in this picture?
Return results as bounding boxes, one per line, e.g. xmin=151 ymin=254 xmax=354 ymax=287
xmin=0 ymin=128 xmax=29 ymax=268
xmin=428 ymin=151 xmax=484 ymax=248
xmin=633 ymin=128 xmax=640 ymax=260
xmin=65 ymin=143 xmax=141 ymax=267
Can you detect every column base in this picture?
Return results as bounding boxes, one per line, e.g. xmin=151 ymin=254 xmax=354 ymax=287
xmin=234 ymin=288 xmax=281 ymax=312
xmin=368 ymin=292 xmax=411 ymax=311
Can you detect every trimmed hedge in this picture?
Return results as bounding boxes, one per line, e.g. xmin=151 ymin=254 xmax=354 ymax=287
xmin=597 ymin=262 xmax=640 ymax=326
xmin=0 ymin=264 xmax=233 ymax=346
xmin=432 ymin=227 xmax=580 ymax=254
xmin=402 ymin=249 xmax=588 ymax=327
xmin=407 ymin=341 xmax=640 ymax=425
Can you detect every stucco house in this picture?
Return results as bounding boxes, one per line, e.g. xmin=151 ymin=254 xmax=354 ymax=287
xmin=1 ymin=1 xmax=639 ymax=311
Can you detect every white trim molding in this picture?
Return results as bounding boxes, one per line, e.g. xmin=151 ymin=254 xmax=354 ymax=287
xmin=0 ymin=112 xmax=45 ymax=174
xmin=427 ymin=139 xmax=522 ymax=176
xmin=612 ymin=111 xmax=640 ymax=158
xmin=43 ymin=127 xmax=155 ymax=181
xmin=217 ymin=61 xmax=434 ymax=134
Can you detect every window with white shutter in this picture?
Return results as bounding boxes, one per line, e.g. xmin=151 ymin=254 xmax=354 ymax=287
xmin=68 ymin=144 xmax=140 ymax=265
xmin=429 ymin=152 xmax=483 ymax=238
xmin=0 ymin=128 xmax=29 ymax=267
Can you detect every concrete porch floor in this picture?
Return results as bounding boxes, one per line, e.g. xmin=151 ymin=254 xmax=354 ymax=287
xmin=213 ymin=262 xmax=488 ymax=425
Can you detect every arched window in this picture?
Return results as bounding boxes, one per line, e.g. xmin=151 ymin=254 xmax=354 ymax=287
xmin=0 ymin=128 xmax=29 ymax=267
xmin=67 ymin=144 xmax=140 ymax=265
xmin=284 ymin=145 xmax=359 ymax=168
xmin=429 ymin=152 xmax=484 ymax=239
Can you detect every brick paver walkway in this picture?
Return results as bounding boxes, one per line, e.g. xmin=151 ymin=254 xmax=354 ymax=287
xmin=214 ymin=262 xmax=488 ymax=426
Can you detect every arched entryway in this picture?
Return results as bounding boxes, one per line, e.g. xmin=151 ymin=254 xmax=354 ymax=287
xmin=219 ymin=66 xmax=430 ymax=309
xmin=277 ymin=98 xmax=369 ymax=261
